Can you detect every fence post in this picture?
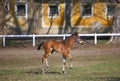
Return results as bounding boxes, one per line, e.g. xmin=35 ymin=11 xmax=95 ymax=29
xmin=63 ymin=34 xmax=65 ymax=40
xmin=3 ymin=35 xmax=5 ymax=47
xmin=33 ymin=34 xmax=35 ymax=47
xmin=94 ymin=33 xmax=97 ymax=45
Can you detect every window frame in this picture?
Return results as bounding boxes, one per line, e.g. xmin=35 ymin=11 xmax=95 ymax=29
xmin=81 ymin=3 xmax=93 ymax=17
xmin=106 ymin=4 xmax=115 ymax=17
xmin=48 ymin=5 xmax=60 ymax=18
xmin=15 ymin=1 xmax=27 ymax=17
xmin=16 ymin=4 xmax=26 ymax=16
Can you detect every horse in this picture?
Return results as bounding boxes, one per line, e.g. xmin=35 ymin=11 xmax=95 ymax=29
xmin=37 ymin=32 xmax=84 ymax=74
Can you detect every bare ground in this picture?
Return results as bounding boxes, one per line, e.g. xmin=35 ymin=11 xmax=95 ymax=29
xmin=0 ymin=44 xmax=120 ymax=81
xmin=0 ymin=44 xmax=120 ymax=59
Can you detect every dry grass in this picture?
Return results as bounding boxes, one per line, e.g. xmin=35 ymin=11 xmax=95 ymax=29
xmin=0 ymin=45 xmax=120 ymax=81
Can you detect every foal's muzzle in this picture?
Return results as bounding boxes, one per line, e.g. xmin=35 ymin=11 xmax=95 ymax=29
xmin=75 ymin=38 xmax=84 ymax=44
xmin=79 ymin=40 xmax=84 ymax=44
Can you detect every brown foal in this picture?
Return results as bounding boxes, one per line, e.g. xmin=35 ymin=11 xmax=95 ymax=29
xmin=37 ymin=32 xmax=83 ymax=74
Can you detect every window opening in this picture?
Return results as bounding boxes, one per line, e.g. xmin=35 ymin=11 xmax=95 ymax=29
xmin=16 ymin=4 xmax=26 ymax=16
xmin=81 ymin=3 xmax=92 ymax=17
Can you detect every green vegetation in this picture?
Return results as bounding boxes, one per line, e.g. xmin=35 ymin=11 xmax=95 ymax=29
xmin=97 ymin=40 xmax=108 ymax=44
xmin=0 ymin=51 xmax=120 ymax=81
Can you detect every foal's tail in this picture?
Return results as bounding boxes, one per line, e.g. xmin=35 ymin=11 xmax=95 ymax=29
xmin=37 ymin=42 xmax=44 ymax=50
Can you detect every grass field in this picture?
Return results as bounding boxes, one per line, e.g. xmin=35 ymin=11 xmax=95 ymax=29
xmin=0 ymin=45 xmax=120 ymax=81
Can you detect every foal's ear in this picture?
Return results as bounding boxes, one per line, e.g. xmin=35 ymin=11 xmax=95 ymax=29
xmin=72 ymin=31 xmax=79 ymax=35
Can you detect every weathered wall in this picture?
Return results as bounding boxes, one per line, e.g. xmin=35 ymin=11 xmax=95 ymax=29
xmin=72 ymin=2 xmax=112 ymax=27
xmin=4 ymin=0 xmax=114 ymax=35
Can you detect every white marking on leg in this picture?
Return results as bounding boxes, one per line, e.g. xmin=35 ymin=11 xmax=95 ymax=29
xmin=62 ymin=59 xmax=66 ymax=70
xmin=45 ymin=59 xmax=49 ymax=69
xmin=45 ymin=59 xmax=49 ymax=68
xmin=49 ymin=52 xmax=52 ymax=55
xmin=46 ymin=59 xmax=49 ymax=67
xmin=50 ymin=48 xmax=53 ymax=51
xmin=62 ymin=58 xmax=66 ymax=74
xmin=50 ymin=48 xmax=53 ymax=55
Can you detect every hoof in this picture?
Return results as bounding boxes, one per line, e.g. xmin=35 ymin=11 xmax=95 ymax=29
xmin=62 ymin=71 xmax=66 ymax=75
xmin=46 ymin=67 xmax=49 ymax=71
xmin=41 ymin=70 xmax=44 ymax=74
xmin=69 ymin=67 xmax=72 ymax=70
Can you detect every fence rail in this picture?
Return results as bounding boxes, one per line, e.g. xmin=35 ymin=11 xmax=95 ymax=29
xmin=0 ymin=33 xmax=120 ymax=47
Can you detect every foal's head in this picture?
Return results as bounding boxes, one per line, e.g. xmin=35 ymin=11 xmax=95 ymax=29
xmin=72 ymin=32 xmax=84 ymax=44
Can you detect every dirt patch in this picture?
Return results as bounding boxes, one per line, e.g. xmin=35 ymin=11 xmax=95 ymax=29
xmin=0 ymin=44 xmax=120 ymax=59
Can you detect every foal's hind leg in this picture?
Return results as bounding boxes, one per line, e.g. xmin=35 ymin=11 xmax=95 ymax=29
xmin=41 ymin=49 xmax=51 ymax=73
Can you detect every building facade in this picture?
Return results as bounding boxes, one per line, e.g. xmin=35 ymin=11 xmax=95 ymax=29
xmin=4 ymin=0 xmax=116 ymax=34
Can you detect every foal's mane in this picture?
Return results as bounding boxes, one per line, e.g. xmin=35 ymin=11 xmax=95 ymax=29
xmin=62 ymin=34 xmax=74 ymax=47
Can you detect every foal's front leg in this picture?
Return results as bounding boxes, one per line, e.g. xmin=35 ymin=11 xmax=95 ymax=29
xmin=68 ymin=54 xmax=73 ymax=71
xmin=45 ymin=58 xmax=49 ymax=71
xmin=62 ymin=54 xmax=73 ymax=74
xmin=41 ymin=57 xmax=50 ymax=73
xmin=62 ymin=56 xmax=67 ymax=75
